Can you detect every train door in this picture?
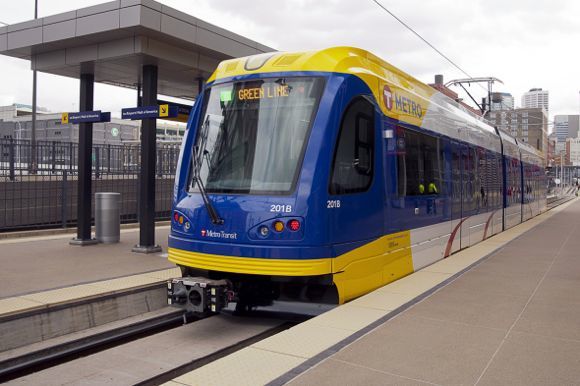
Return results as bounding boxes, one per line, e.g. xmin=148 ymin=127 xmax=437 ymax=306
xmin=461 ymin=145 xmax=476 ymax=248
xmin=327 ymin=97 xmax=383 ymax=247
xmin=449 ymin=141 xmax=464 ymax=254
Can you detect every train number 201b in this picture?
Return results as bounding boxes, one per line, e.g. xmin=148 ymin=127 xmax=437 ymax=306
xmin=327 ymin=200 xmax=341 ymax=208
xmin=270 ymin=204 xmax=292 ymax=213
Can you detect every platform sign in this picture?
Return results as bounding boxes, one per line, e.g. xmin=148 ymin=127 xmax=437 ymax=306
xmin=157 ymin=99 xmax=192 ymax=123
xmin=137 ymin=98 xmax=192 ymax=123
xmin=121 ymin=105 xmax=179 ymax=120
xmin=61 ymin=111 xmax=111 ymax=124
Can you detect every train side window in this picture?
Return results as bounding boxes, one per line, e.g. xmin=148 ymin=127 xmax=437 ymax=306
xmin=329 ymin=98 xmax=375 ymax=194
xmin=396 ymin=127 xmax=443 ymax=196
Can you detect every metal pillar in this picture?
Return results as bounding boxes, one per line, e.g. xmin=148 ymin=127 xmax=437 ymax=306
xmin=70 ymin=73 xmax=98 ymax=245
xmin=30 ymin=0 xmax=38 ymax=174
xmin=133 ymin=65 xmax=161 ymax=253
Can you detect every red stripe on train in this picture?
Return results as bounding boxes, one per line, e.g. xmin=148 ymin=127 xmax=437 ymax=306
xmin=444 ymin=217 xmax=469 ymax=258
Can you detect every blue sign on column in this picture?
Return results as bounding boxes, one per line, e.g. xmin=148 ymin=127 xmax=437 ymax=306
xmin=121 ymin=105 xmax=179 ymax=120
xmin=62 ymin=111 xmax=111 ymax=124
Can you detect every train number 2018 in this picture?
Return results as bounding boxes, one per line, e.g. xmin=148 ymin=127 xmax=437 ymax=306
xmin=270 ymin=204 xmax=292 ymax=213
xmin=327 ymin=200 xmax=341 ymax=208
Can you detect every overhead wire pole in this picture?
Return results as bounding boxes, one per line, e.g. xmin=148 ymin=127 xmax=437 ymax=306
xmin=31 ymin=0 xmax=38 ymax=174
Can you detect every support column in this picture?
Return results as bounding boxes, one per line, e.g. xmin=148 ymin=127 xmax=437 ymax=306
xmin=71 ymin=73 xmax=98 ymax=245
xmin=133 ymin=65 xmax=161 ymax=253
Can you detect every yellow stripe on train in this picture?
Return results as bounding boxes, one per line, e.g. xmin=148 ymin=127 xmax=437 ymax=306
xmin=207 ymin=46 xmax=435 ymax=128
xmin=168 ymin=230 xmax=414 ymax=304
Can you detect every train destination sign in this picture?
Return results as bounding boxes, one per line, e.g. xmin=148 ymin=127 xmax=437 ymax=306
xmin=61 ymin=111 xmax=111 ymax=124
xmin=121 ymin=104 xmax=179 ymax=120
xmin=234 ymin=84 xmax=290 ymax=101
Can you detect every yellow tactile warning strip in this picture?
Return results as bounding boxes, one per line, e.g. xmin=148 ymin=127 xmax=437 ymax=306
xmin=0 ymin=267 xmax=181 ymax=318
xmin=166 ymin=199 xmax=577 ymax=386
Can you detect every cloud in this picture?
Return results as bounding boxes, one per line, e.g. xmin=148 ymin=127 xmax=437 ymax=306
xmin=1 ymin=0 xmax=579 ymax=118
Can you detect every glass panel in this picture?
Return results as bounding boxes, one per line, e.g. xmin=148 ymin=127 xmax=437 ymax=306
xmin=397 ymin=127 xmax=444 ymax=197
xmin=190 ymin=77 xmax=325 ymax=194
xmin=329 ymin=98 xmax=375 ymax=194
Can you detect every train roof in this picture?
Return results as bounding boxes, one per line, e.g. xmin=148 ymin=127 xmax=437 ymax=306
xmin=207 ymin=47 xmax=501 ymax=148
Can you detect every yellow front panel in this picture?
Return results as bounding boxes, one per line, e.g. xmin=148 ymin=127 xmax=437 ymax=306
xmin=332 ymin=231 xmax=414 ymax=303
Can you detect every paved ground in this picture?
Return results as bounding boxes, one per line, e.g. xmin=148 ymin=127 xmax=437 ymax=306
xmin=287 ymin=199 xmax=580 ymax=385
xmin=0 ymin=226 xmax=173 ymax=298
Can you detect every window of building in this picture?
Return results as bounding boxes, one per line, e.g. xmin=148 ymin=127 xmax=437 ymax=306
xmin=396 ymin=127 xmax=444 ymax=196
xmin=329 ymin=98 xmax=375 ymax=195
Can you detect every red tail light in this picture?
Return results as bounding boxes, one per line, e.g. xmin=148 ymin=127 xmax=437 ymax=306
xmin=173 ymin=212 xmax=179 ymax=222
xmin=288 ymin=219 xmax=301 ymax=231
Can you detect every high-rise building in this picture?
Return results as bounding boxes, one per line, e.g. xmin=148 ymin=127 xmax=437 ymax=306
xmin=488 ymin=107 xmax=548 ymax=153
xmin=490 ymin=92 xmax=514 ymax=111
xmin=554 ymin=115 xmax=580 ymax=154
xmin=565 ymin=138 xmax=580 ymax=166
xmin=554 ymin=115 xmax=580 ymax=141
xmin=521 ymin=88 xmax=549 ymax=117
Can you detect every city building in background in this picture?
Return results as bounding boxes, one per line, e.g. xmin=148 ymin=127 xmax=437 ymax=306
xmin=0 ymin=103 xmax=50 ymax=120
xmin=553 ymin=115 xmax=580 ymax=153
xmin=565 ymin=137 xmax=580 ymax=166
xmin=488 ymin=107 xmax=548 ymax=153
xmin=521 ymin=88 xmax=549 ymax=117
xmin=490 ymin=92 xmax=514 ymax=111
xmin=547 ymin=134 xmax=557 ymax=166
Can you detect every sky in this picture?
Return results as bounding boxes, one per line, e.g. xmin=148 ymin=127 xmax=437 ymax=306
xmin=1 ymin=0 xmax=579 ymax=126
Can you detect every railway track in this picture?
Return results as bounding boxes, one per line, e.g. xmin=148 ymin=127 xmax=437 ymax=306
xmin=0 ymin=300 xmax=320 ymax=385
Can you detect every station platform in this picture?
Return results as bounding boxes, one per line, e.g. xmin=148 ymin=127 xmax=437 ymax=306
xmin=0 ymin=225 xmax=174 ymax=299
xmin=169 ymin=198 xmax=580 ymax=386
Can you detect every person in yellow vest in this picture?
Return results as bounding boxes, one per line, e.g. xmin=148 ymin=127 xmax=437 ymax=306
xmin=418 ymin=182 xmax=425 ymax=195
xmin=428 ymin=181 xmax=438 ymax=194
xmin=427 ymin=181 xmax=438 ymax=214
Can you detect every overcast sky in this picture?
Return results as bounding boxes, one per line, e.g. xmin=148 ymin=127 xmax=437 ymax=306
xmin=1 ymin=0 xmax=579 ymax=125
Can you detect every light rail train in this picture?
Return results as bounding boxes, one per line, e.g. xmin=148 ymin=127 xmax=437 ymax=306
xmin=167 ymin=47 xmax=546 ymax=314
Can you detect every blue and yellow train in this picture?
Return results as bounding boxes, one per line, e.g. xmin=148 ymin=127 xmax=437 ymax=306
xmin=167 ymin=47 xmax=546 ymax=313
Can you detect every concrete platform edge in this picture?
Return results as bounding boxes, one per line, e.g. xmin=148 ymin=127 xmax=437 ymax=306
xmin=266 ymin=199 xmax=576 ymax=385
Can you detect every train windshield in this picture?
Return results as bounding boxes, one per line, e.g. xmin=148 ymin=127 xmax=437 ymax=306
xmin=191 ymin=77 xmax=325 ymax=195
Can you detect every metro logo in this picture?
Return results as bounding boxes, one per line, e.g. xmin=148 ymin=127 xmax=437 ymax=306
xmin=383 ymin=85 xmax=393 ymax=111
xmin=200 ymin=229 xmax=238 ymax=240
xmin=394 ymin=94 xmax=423 ymax=118
xmin=382 ymin=84 xmax=423 ymax=119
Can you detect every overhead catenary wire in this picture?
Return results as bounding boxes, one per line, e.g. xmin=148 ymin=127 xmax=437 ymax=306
xmin=369 ymin=0 xmax=490 ymax=98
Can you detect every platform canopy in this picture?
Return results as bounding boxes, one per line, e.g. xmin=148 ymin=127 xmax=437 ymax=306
xmin=0 ymin=0 xmax=274 ymax=99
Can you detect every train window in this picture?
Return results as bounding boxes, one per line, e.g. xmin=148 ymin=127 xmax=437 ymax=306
xmin=329 ymin=98 xmax=375 ymax=194
xmin=396 ymin=128 xmax=443 ymax=196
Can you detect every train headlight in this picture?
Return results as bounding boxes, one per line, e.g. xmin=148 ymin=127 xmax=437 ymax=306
xmin=288 ymin=219 xmax=301 ymax=232
xmin=259 ymin=226 xmax=269 ymax=237
xmin=184 ymin=222 xmax=191 ymax=230
xmin=273 ymin=220 xmax=284 ymax=232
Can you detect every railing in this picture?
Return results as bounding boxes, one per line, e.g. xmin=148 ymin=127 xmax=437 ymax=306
xmin=0 ymin=139 xmax=181 ymax=231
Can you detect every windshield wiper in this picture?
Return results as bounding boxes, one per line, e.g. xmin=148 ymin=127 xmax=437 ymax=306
xmin=192 ymin=120 xmax=224 ymax=225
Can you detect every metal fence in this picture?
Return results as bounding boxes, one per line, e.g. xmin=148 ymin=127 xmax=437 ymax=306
xmin=0 ymin=139 xmax=180 ymax=231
